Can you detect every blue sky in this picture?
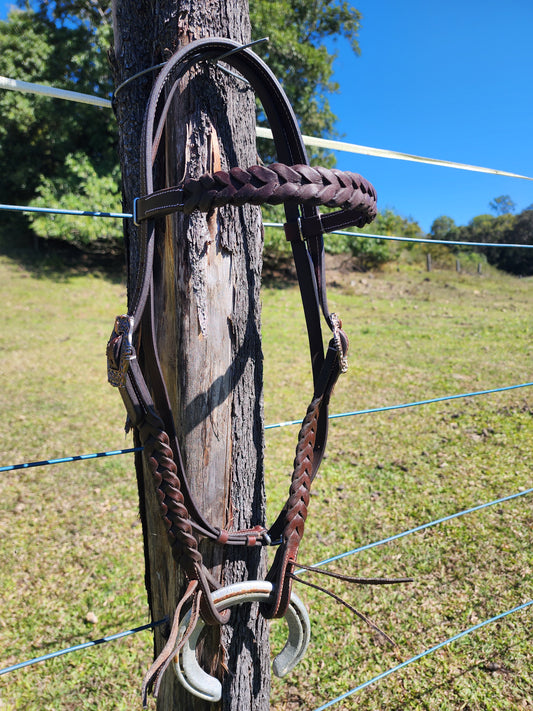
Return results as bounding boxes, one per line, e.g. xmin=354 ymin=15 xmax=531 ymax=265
xmin=1 ymin=1 xmax=532 ymax=233
xmin=327 ymin=1 xmax=533 ymax=231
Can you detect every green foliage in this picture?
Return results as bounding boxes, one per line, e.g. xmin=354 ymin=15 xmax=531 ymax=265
xmin=0 ymin=4 xmax=115 ymax=200
xmin=250 ymin=0 xmax=361 ymax=139
xmin=336 ymin=207 xmax=425 ymax=271
xmin=459 ymin=210 xmax=532 ymax=276
xmin=262 ymin=209 xmax=291 ymax=265
xmin=0 ymin=2 xmax=116 ymax=249
xmin=430 ymin=206 xmax=533 ymax=276
xmin=486 ymin=209 xmax=533 ymax=276
xmin=430 ymin=215 xmax=458 ymax=241
xmin=250 ymin=0 xmax=362 ymax=165
xmin=1 ymin=0 xmax=366 ymax=252
xmin=262 ymin=206 xmax=425 ymax=272
xmin=29 ymin=153 xmax=123 ymax=252
xmin=489 ymin=194 xmax=516 ymax=215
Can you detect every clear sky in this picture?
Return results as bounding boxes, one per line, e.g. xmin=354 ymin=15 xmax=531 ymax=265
xmin=1 ymin=1 xmax=532 ymax=233
xmin=327 ymin=1 xmax=533 ymax=232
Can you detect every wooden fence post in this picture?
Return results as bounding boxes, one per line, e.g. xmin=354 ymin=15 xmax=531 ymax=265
xmin=111 ymin=2 xmax=270 ymax=709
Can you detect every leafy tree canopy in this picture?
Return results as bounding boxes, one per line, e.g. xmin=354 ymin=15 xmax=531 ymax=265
xmin=0 ymin=2 xmax=115 ymax=209
xmin=430 ymin=215 xmax=457 ymax=241
xmin=489 ymin=194 xmax=516 ymax=216
xmin=249 ymin=0 xmax=361 ymax=140
xmin=0 ymin=0 xmax=364 ymax=251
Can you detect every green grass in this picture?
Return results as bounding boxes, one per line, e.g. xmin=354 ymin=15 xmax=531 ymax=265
xmin=0 ymin=244 xmax=532 ymax=710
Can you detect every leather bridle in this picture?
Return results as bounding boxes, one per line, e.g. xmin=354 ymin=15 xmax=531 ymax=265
xmin=107 ymin=37 xmax=377 ymax=698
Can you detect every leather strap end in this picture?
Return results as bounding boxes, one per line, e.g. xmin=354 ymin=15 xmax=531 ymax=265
xmin=134 ymin=187 xmax=185 ymax=224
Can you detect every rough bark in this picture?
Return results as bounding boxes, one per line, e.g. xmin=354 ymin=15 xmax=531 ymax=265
xmin=111 ymin=2 xmax=269 ymax=709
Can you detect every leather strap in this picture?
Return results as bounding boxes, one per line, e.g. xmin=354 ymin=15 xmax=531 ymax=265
xmin=133 ymin=164 xmax=376 ymax=223
xmin=107 ymin=38 xmax=377 ymax=625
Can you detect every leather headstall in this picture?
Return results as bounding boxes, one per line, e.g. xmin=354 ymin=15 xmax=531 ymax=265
xmin=107 ymin=36 xmax=377 ymax=697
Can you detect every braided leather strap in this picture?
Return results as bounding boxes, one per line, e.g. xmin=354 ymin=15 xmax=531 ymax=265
xmin=139 ymin=417 xmax=229 ymax=627
xmin=261 ymin=395 xmax=320 ymax=618
xmin=141 ymin=422 xmax=202 ymax=572
xmin=134 ymin=163 xmax=377 ymax=224
xmin=111 ymin=37 xmax=378 ymax=643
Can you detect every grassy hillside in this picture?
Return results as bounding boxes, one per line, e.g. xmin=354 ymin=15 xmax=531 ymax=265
xmin=0 ymin=243 xmax=531 ymax=710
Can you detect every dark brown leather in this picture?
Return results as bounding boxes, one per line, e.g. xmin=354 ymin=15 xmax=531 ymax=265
xmin=134 ymin=163 xmax=376 ymax=223
xmin=107 ymin=37 xmax=377 ymax=643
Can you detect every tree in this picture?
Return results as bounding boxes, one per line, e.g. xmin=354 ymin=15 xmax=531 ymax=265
xmin=430 ymin=215 xmax=457 ymax=241
xmin=499 ymin=209 xmax=533 ymax=275
xmin=249 ymin=0 xmax=361 ymax=141
xmin=0 ymin=4 xmax=115 ymax=197
xmin=450 ymin=211 xmax=533 ymax=275
xmin=1 ymin=0 xmax=364 ymax=252
xmin=487 ymin=209 xmax=533 ymax=276
xmin=0 ymin=3 xmax=117 ymax=248
xmin=490 ymin=194 xmax=516 ymax=215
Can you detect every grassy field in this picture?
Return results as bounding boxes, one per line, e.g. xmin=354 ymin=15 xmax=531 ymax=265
xmin=0 ymin=241 xmax=531 ymax=710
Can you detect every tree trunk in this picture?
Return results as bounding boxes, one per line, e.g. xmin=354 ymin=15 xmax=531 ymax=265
xmin=111 ymin=2 xmax=269 ymax=709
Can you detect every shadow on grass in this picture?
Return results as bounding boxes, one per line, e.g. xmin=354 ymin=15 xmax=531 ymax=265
xmin=0 ymin=214 xmax=127 ymax=284
xmin=0 ymin=215 xmax=365 ymax=290
xmin=261 ymin=254 xmax=298 ymax=289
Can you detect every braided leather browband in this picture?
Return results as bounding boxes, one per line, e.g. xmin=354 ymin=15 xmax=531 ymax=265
xmin=107 ymin=37 xmax=377 ymax=698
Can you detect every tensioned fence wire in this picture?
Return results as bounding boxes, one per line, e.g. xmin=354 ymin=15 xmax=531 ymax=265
xmin=294 ymin=485 xmax=533 ymax=573
xmin=312 ymin=598 xmax=533 ymax=711
xmin=262 ymin=222 xmax=533 ymax=250
xmin=265 ymin=381 xmax=533 ymax=430
xmin=0 ymin=619 xmax=167 ymax=676
xmin=0 ymin=202 xmax=532 ymax=255
xmin=2 ymin=599 xmax=530 ymax=681
xmin=0 ymin=203 xmax=532 ymax=253
xmin=2 ymin=381 xmax=531 ymax=472
xmin=1 ymin=483 xmax=531 ymax=678
xmin=0 ymin=202 xmax=131 ymax=219
xmin=0 ymin=446 xmax=143 ymax=473
xmin=1 ymin=74 xmax=533 ymax=181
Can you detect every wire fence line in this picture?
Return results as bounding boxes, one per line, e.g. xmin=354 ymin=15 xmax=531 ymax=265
xmin=2 ymin=381 xmax=531 ymax=473
xmin=1 ymin=74 xmax=533 ymax=180
xmin=0 ymin=619 xmax=167 ymax=677
xmin=1 ymin=483 xmax=530 ymax=679
xmin=263 ymin=223 xmax=533 ymax=250
xmin=0 ymin=75 xmax=113 ymax=108
xmin=2 ymin=599 xmax=530 ymax=688
xmin=0 ymin=447 xmax=143 ymax=474
xmin=312 ymin=598 xmax=533 ymax=711
xmin=0 ymin=203 xmax=531 ymax=252
xmin=266 ymin=381 xmax=533 ymax=430
xmin=295 ymin=485 xmax=533 ymax=573
xmin=0 ymin=202 xmax=131 ymax=219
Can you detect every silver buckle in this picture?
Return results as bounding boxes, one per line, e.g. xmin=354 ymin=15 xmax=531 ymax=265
xmin=107 ymin=314 xmax=136 ymax=388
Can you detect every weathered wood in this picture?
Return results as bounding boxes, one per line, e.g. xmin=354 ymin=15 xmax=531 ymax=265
xmin=111 ymin=2 xmax=270 ymax=709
